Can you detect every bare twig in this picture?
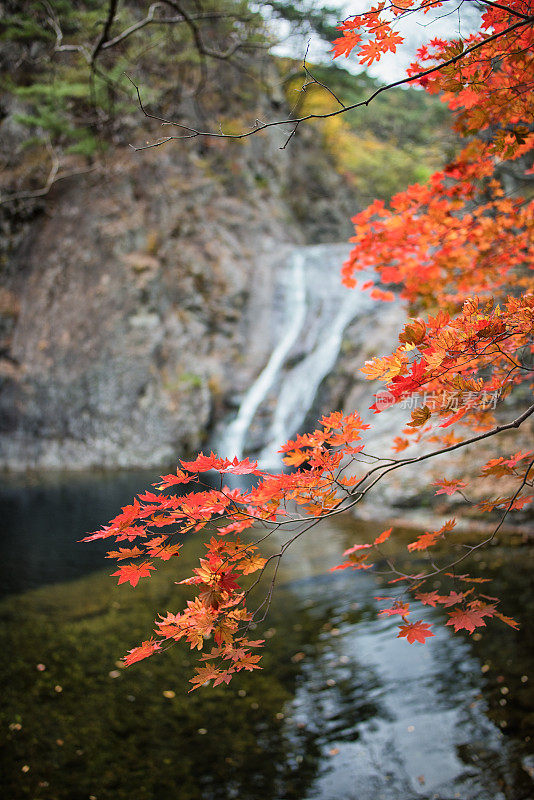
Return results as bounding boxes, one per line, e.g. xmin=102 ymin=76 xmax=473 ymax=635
xmin=127 ymin=14 xmax=534 ymax=149
xmin=100 ymin=4 xmax=251 ymax=51
xmin=91 ymin=0 xmax=119 ymax=67
xmin=301 ymin=41 xmax=346 ymax=109
xmin=0 ymin=143 xmax=97 ymax=207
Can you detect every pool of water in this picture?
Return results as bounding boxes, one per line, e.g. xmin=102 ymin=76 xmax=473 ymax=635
xmin=1 ymin=471 xmax=533 ymax=800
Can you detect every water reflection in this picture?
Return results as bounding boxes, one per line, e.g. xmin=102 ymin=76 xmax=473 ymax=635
xmin=0 ymin=474 xmax=533 ymax=800
xmin=0 ymin=470 xmax=162 ymax=596
xmin=280 ymin=527 xmax=534 ymax=800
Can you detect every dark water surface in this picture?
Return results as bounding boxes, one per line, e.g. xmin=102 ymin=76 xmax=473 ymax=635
xmin=0 ymin=470 xmax=162 ymax=597
xmin=1 ymin=471 xmax=533 ymax=800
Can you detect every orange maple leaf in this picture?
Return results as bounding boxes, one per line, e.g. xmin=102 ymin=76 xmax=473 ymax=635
xmin=392 ymin=436 xmax=410 ymax=452
xmin=494 ymin=611 xmax=520 ymax=630
xmin=415 ymin=591 xmax=444 ymax=607
xmin=433 ymin=479 xmax=467 ymax=496
xmin=123 ymin=638 xmax=161 ymax=666
xmin=374 ymin=527 xmax=393 ymax=545
xmin=379 ymin=601 xmax=410 ymax=617
xmin=111 ymin=561 xmax=156 ymax=587
xmin=359 ymin=31 xmax=404 ymax=66
xmin=189 ymin=665 xmax=233 ymax=691
xmin=407 ymin=531 xmax=440 ymax=552
xmin=238 ymin=554 xmax=267 ymax=575
xmin=331 ymin=30 xmax=362 ymax=59
xmin=153 ymin=470 xmax=195 ymax=489
xmin=105 ymin=546 xmax=144 ymax=560
xmin=397 ymin=620 xmax=434 ymax=644
xmin=446 ymin=607 xmax=487 ymax=633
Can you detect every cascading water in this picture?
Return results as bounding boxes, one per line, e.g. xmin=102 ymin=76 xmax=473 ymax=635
xmin=217 ymin=249 xmax=307 ymax=461
xmin=218 ymin=243 xmax=376 ymax=469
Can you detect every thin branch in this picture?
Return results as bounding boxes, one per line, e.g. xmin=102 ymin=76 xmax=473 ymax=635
xmin=44 ymin=1 xmax=91 ymax=61
xmin=101 ymin=3 xmax=172 ymax=49
xmin=160 ymin=0 xmax=242 ymax=60
xmin=475 ymin=0 xmax=532 ymax=20
xmin=400 ymin=457 xmax=534 ymax=581
xmin=350 ymin=400 xmax=534 ymax=500
xmin=128 ymin=14 xmax=534 ymax=149
xmin=280 ymin=121 xmax=300 ymax=149
xmin=301 ymin=41 xmax=346 ymax=109
xmin=0 ymin=145 xmax=97 ymax=206
xmin=91 ymin=0 xmax=119 ymax=67
xmin=101 ymin=5 xmax=246 ymax=51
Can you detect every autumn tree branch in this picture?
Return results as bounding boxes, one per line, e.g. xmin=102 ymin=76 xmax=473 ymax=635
xmin=91 ymin=0 xmax=120 ymax=67
xmin=127 ymin=12 xmax=534 ymax=149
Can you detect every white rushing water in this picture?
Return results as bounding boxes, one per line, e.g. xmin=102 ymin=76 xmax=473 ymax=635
xmin=218 ymin=243 xmax=377 ymax=468
xmin=218 ymin=249 xmax=308 ymax=461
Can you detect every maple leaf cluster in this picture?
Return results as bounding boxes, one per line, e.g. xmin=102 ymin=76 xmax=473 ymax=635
xmin=359 ymin=295 xmax=534 ymax=445
xmin=86 ymin=0 xmax=533 ymax=688
xmin=84 ymin=414 xmax=384 ymax=687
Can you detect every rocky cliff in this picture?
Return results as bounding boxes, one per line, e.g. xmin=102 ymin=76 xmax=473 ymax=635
xmin=0 ymin=119 xmax=358 ymax=470
xmin=0 ymin=1 xmax=454 ymax=473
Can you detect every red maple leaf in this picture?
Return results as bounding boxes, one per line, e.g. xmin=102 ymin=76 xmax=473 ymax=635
xmin=154 ymin=470 xmax=196 ymax=489
xmin=123 ymin=638 xmax=161 ymax=666
xmin=343 ymin=542 xmax=372 ymax=556
xmin=149 ymin=544 xmax=182 ymax=561
xmin=438 ymin=590 xmax=471 ymax=607
xmin=374 ymin=527 xmax=393 ymax=545
xmin=397 ymin=620 xmax=434 ymax=644
xmin=180 ymin=452 xmax=222 ymax=472
xmin=439 ymin=406 xmax=468 ymax=428
xmin=510 ymin=493 xmax=534 ymax=510
xmin=415 ymin=591 xmax=444 ymax=607
xmin=505 ymin=450 xmax=533 ymax=468
xmin=379 ymin=602 xmax=410 ymax=617
xmin=219 ymin=456 xmax=262 ymax=475
xmin=407 ymin=531 xmax=440 ymax=552
xmin=113 ymin=525 xmax=148 ymax=543
xmin=370 ymin=287 xmax=395 ymax=302
xmin=432 ymin=478 xmax=467 ymax=496
xmin=469 ymin=601 xmax=497 ymax=619
xmin=446 ymin=607 xmax=487 ymax=633
xmin=111 ymin=561 xmax=156 ymax=587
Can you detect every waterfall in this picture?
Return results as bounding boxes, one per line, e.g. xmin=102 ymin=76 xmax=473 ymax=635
xmin=218 ymin=244 xmax=375 ymax=469
xmin=218 ymin=250 xmax=307 ymax=461
xmin=258 ymin=286 xmax=370 ymax=468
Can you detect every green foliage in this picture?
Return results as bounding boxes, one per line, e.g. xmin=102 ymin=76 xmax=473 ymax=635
xmin=311 ymin=64 xmax=450 ymax=145
xmin=11 ymin=74 xmax=104 ymax=156
xmin=0 ymin=0 xmax=103 ymax=42
xmin=2 ymin=0 xmax=452 ymax=205
xmin=265 ymin=1 xmax=340 ymax=42
xmin=1 ymin=0 xmax=269 ymax=178
xmin=0 ymin=16 xmax=53 ymax=42
xmin=164 ymin=372 xmax=204 ymax=394
xmin=341 ymin=138 xmax=433 ymax=202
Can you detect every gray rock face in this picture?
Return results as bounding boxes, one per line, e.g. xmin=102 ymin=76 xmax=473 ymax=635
xmin=0 ymin=127 xmax=355 ymax=471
